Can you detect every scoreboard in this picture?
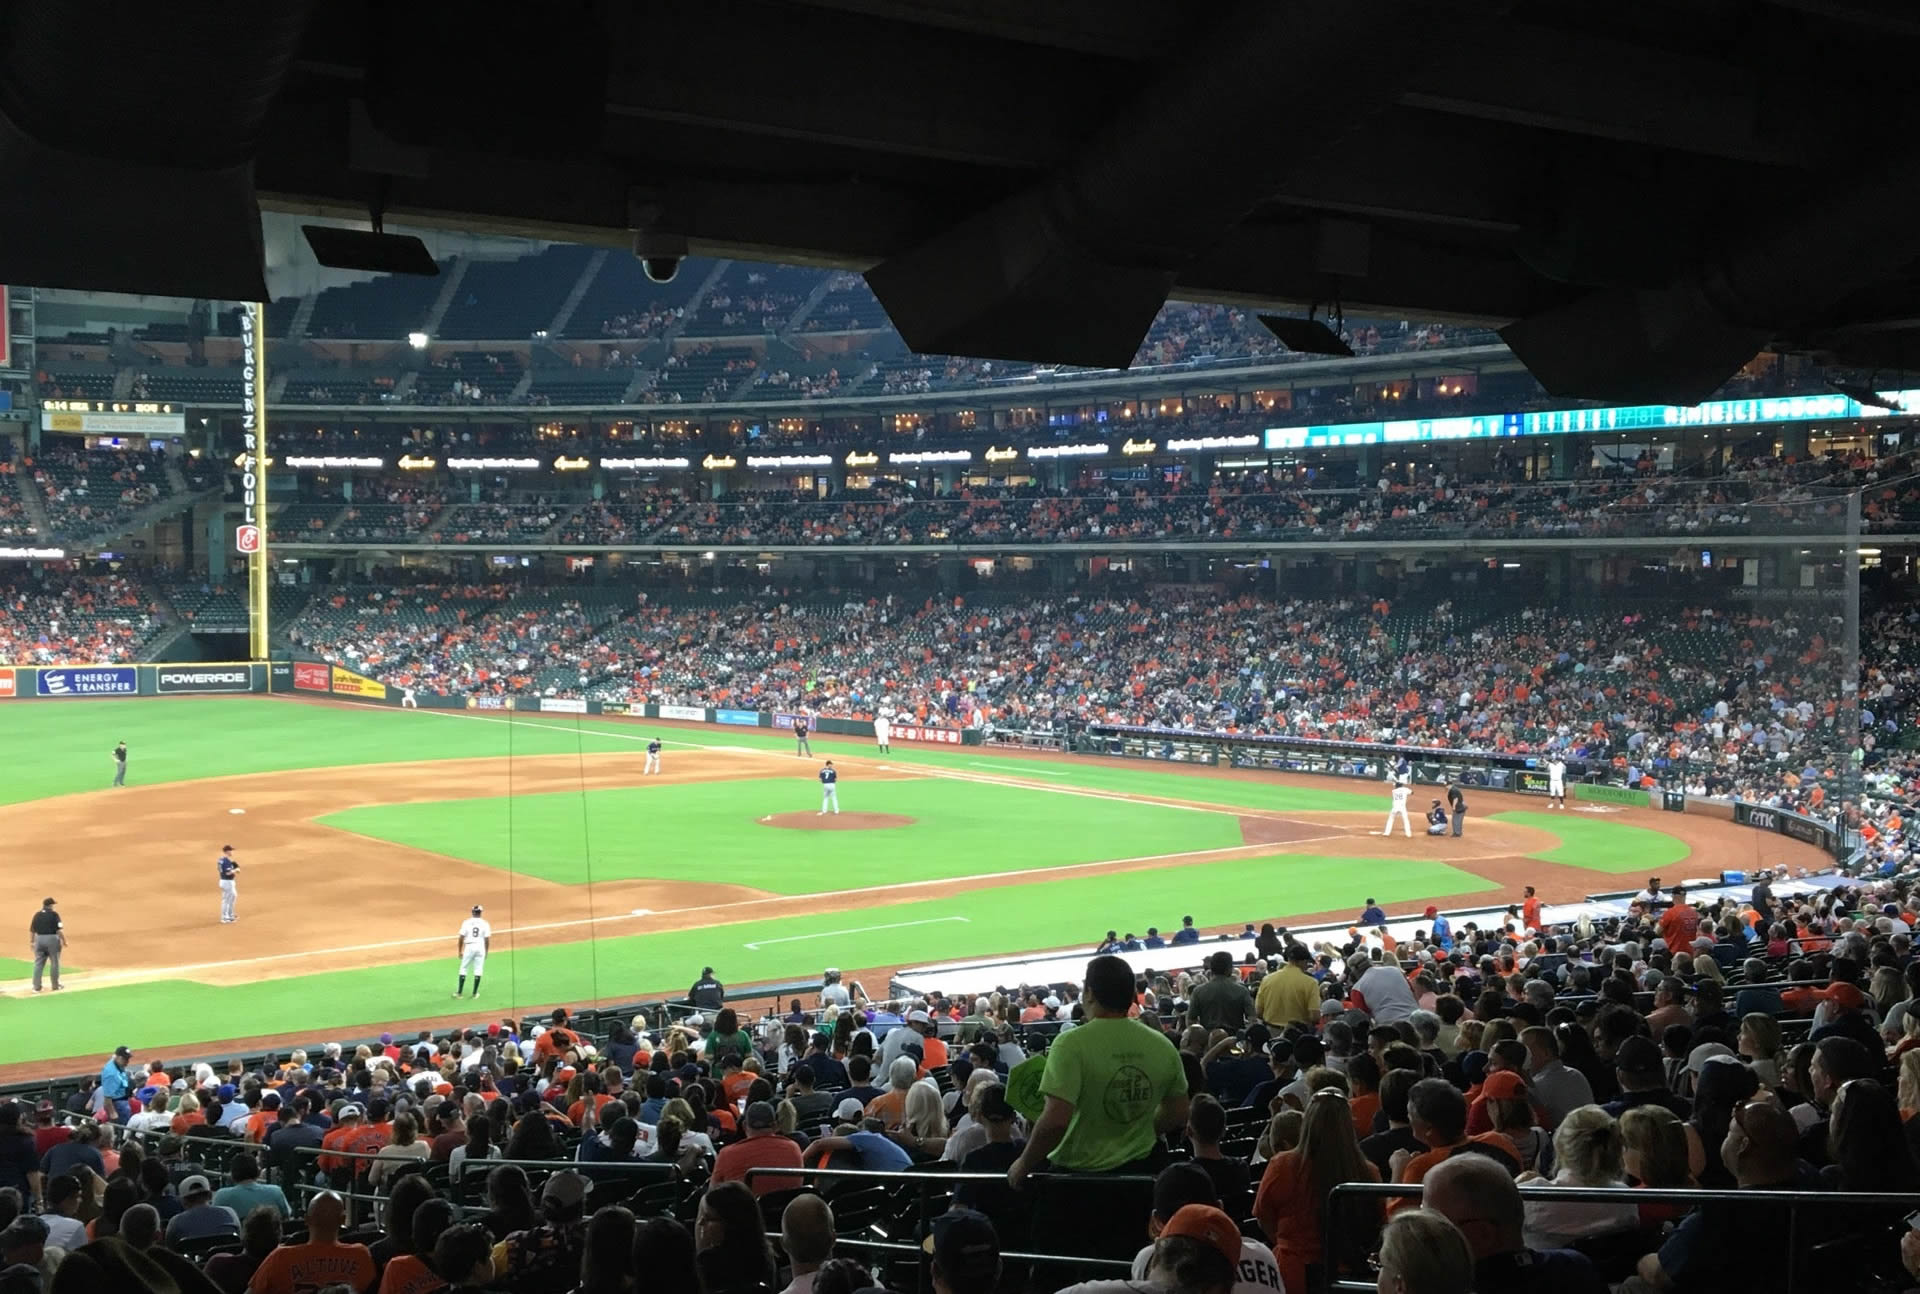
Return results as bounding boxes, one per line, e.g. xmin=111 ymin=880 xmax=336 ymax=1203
xmin=40 ymin=400 xmax=186 ymax=436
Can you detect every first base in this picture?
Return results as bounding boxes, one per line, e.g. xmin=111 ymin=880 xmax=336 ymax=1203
xmin=228 ymin=808 xmax=246 ymax=815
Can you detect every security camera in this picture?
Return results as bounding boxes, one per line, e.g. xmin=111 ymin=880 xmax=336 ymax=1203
xmin=632 ymin=229 xmax=689 ymax=284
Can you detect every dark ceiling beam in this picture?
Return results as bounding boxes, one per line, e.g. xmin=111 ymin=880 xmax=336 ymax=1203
xmin=1400 ymin=23 xmax=1818 ymax=166
xmin=785 ymin=0 xmax=1187 ymax=57
xmin=599 ymin=0 xmax=1106 ymax=169
xmin=1759 ymin=0 xmax=1920 ymax=36
xmin=1177 ymin=221 xmax=1555 ymax=325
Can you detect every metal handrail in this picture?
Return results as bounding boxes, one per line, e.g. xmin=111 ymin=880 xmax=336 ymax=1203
xmin=744 ymin=1165 xmax=1140 ymax=1275
xmin=1323 ymin=1178 xmax=1917 ymax=1294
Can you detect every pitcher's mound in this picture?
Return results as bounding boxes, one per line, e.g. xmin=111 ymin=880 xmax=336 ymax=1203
xmin=760 ymin=812 xmax=917 ymax=831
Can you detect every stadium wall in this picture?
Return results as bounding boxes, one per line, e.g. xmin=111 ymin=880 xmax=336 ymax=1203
xmin=0 ymin=662 xmax=269 ymax=698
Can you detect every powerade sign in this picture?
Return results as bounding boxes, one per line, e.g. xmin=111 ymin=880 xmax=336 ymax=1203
xmin=37 ymin=667 xmax=137 ymax=697
xmin=157 ymin=667 xmax=251 ymax=694
xmin=715 ymin=709 xmax=762 ymax=726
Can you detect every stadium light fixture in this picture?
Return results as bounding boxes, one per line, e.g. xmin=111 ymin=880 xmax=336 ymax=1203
xmin=408 ymin=332 xmax=430 ymax=349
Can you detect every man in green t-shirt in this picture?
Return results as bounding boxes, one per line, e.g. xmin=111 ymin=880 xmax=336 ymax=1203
xmin=1010 ymin=954 xmax=1189 ymax=1186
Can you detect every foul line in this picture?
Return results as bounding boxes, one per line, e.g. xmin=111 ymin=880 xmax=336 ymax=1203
xmin=744 ymin=917 xmax=969 ymax=950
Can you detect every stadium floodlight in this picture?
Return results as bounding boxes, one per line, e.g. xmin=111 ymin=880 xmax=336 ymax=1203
xmin=408 ymin=332 xmax=429 ymax=349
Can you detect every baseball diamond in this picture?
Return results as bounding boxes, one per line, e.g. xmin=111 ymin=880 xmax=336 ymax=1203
xmin=0 ymin=694 xmax=1826 ymax=1079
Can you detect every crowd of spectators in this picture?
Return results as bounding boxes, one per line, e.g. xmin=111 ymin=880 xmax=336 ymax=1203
xmin=0 ymin=453 xmax=38 ymax=541
xmin=241 ymin=446 xmax=1920 ymax=552
xmin=0 ymin=571 xmax=168 ymax=663
xmin=24 ymin=444 xmax=166 ymax=542
xmin=14 ymin=876 xmax=1920 ymax=1293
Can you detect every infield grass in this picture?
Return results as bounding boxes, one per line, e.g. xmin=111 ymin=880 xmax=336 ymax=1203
xmin=1489 ymin=811 xmax=1692 ymax=873
xmin=316 ymin=778 xmax=1247 ymax=890
xmin=2 ymin=852 xmax=1496 ymax=1065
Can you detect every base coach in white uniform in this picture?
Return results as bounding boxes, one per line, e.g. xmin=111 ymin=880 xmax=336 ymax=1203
xmin=455 ymin=904 xmax=492 ymax=999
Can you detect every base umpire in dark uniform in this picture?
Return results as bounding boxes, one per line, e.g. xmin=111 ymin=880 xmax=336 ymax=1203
xmin=30 ymin=898 xmax=64 ymax=992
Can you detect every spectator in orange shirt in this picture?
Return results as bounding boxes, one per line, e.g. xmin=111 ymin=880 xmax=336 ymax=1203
xmin=865 ymin=1058 xmax=919 ymax=1130
xmin=1388 ymin=1079 xmax=1521 ymax=1211
xmin=1657 ymin=888 xmax=1703 ymax=951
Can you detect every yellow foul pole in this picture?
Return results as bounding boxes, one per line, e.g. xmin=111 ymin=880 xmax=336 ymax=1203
xmin=241 ymin=302 xmax=270 ymax=659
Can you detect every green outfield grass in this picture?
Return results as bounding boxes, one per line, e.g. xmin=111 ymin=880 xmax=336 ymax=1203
xmin=0 ymin=852 xmax=1495 ymax=1065
xmin=317 ymin=778 xmax=1247 ymax=890
xmin=1490 ymin=811 xmax=1692 ymax=873
xmin=0 ymin=697 xmax=1389 ymax=812
xmin=0 ymin=697 xmax=1700 ymax=1067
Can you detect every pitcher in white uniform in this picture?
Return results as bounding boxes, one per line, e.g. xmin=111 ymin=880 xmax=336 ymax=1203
xmin=873 ymin=714 xmax=892 ymax=755
xmin=1383 ymin=779 xmax=1413 ymax=837
xmin=454 ymin=904 xmax=492 ymax=999
xmin=1547 ymin=757 xmax=1567 ymax=808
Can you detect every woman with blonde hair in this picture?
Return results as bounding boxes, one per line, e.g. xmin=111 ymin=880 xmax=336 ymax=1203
xmin=1692 ymin=955 xmax=1725 ymax=986
xmin=1898 ymin=1048 xmax=1920 ymax=1119
xmin=660 ymin=1098 xmax=714 ymax=1157
xmin=1520 ymin=1105 xmax=1638 ymax=1249
xmin=1374 ymin=1209 xmax=1473 ymax=1294
xmin=1253 ymin=1088 xmax=1383 ymax=1294
xmin=1871 ymin=965 xmax=1906 ymax=1022
xmin=1738 ymin=1012 xmax=1784 ymax=1088
xmin=1619 ymin=1104 xmax=1694 ymax=1226
xmin=891 ymin=1081 xmax=949 ymax=1159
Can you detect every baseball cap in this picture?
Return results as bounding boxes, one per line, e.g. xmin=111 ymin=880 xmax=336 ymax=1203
xmin=1424 ymin=906 xmax=1439 ymax=918
xmin=1460 ymin=1051 xmax=1489 ymax=1085
xmin=1613 ymin=1036 xmax=1663 ymax=1077
xmin=1819 ymin=982 xmax=1868 ymax=1011
xmin=1687 ymin=1043 xmax=1735 ymax=1074
xmin=906 ymin=1009 xmax=932 ymax=1025
xmin=179 ymin=1175 xmax=212 ymax=1199
xmin=542 ymin=1170 xmax=590 ymax=1208
xmin=261 ymin=1091 xmax=283 ymax=1110
xmin=472 ymin=905 xmax=484 ymax=915
xmin=835 ymin=1097 xmax=866 ymax=1121
xmin=1480 ymin=1071 xmax=1528 ymax=1100
xmin=928 ymin=1209 xmax=1000 ymax=1281
xmin=487 ymin=1024 xmax=501 ymax=1037
xmin=114 ymin=1046 xmax=132 ymax=1059
xmin=216 ymin=1085 xmax=237 ymax=1102
xmin=744 ymin=1100 xmax=778 ymax=1130
xmin=136 ymin=1086 xmax=160 ymax=1103
xmin=1159 ymin=1204 xmax=1242 ymax=1268
xmin=337 ymin=1103 xmax=364 ymax=1119
xmin=34 ymin=1100 xmax=52 ymax=1115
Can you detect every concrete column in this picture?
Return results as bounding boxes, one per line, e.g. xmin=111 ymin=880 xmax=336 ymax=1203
xmin=1781 ymin=425 xmax=1811 ymax=459
xmin=205 ymin=509 xmax=225 ymax=583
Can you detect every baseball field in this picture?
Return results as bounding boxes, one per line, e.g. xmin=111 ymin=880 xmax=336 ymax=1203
xmin=0 ymin=696 xmax=1827 ymax=1077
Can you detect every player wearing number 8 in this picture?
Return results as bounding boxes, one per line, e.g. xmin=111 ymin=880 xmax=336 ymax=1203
xmin=454 ymin=904 xmax=492 ymax=999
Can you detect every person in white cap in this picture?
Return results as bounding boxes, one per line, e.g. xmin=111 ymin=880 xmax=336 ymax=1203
xmin=882 ymin=1007 xmax=938 ymax=1070
xmin=454 ymin=905 xmax=491 ymax=999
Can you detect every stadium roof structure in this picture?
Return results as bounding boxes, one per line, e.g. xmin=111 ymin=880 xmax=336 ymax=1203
xmin=4 ymin=0 xmax=1920 ymax=402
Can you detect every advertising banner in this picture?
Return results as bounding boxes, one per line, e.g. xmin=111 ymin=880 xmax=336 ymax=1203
xmin=293 ymin=662 xmax=331 ymax=692
xmin=329 ymin=665 xmax=387 ymax=700
xmin=1732 ymin=800 xmax=1840 ymax=856
xmin=772 ymin=712 xmax=810 ymax=731
xmin=0 ymin=668 xmax=13 ymax=698
xmin=269 ymin=662 xmax=291 ymax=687
xmin=894 ymin=724 xmax=962 ymax=744
xmin=540 ymin=697 xmax=588 ymax=714
xmin=37 ymin=667 xmax=137 ymax=697
xmin=467 ymin=696 xmax=509 ymax=710
xmin=598 ymin=702 xmax=632 ymax=716
xmin=658 ymin=704 xmax=706 ymax=722
xmin=156 ymin=665 xmax=253 ymax=695
xmin=715 ymin=708 xmax=763 ymax=726
xmin=1575 ymin=783 xmax=1650 ymax=807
